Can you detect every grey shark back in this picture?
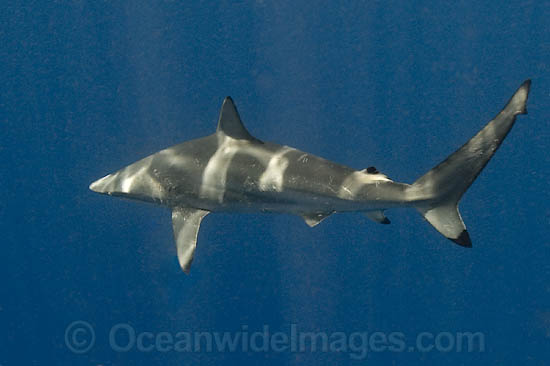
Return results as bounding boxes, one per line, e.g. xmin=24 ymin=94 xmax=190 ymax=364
xmin=90 ymin=81 xmax=531 ymax=273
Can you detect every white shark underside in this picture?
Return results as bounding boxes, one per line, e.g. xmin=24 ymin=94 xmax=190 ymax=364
xmin=90 ymin=81 xmax=531 ymax=273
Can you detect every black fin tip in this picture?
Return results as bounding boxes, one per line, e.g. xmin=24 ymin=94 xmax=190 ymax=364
xmin=450 ymin=230 xmax=472 ymax=248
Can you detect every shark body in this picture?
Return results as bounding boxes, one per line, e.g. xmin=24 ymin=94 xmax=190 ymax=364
xmin=90 ymin=81 xmax=531 ymax=273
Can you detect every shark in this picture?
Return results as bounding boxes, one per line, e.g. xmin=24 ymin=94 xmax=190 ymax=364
xmin=90 ymin=80 xmax=531 ymax=273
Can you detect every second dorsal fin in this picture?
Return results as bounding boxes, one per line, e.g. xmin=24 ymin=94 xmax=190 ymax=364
xmin=364 ymin=210 xmax=391 ymax=224
xmin=216 ymin=97 xmax=262 ymax=143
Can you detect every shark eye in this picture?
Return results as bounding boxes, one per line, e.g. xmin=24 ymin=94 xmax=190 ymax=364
xmin=366 ymin=166 xmax=378 ymax=174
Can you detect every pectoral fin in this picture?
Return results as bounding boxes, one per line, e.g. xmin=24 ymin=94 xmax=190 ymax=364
xmin=172 ymin=207 xmax=210 ymax=273
xmin=364 ymin=210 xmax=391 ymax=224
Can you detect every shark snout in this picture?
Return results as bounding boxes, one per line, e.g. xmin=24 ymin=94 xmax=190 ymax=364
xmin=89 ymin=174 xmax=115 ymax=194
xmin=89 ymin=164 xmax=159 ymax=202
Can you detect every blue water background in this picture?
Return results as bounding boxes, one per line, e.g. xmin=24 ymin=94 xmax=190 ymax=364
xmin=1 ymin=1 xmax=549 ymax=364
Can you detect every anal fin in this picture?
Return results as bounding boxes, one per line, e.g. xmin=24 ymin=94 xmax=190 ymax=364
xmin=301 ymin=212 xmax=333 ymax=227
xmin=364 ymin=210 xmax=391 ymax=224
xmin=172 ymin=207 xmax=210 ymax=273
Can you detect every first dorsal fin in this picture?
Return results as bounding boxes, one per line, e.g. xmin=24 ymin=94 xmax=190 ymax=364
xmin=301 ymin=212 xmax=333 ymax=227
xmin=217 ymin=97 xmax=262 ymax=143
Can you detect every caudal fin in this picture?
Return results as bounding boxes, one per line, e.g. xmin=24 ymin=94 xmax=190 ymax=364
xmin=410 ymin=80 xmax=531 ymax=247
